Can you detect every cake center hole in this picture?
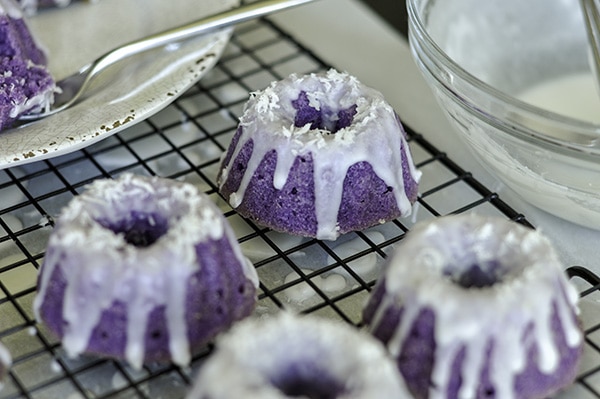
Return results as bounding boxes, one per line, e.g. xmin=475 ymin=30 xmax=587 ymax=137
xmin=292 ymin=91 xmax=357 ymax=133
xmin=271 ymin=367 xmax=346 ymax=399
xmin=100 ymin=211 xmax=169 ymax=248
xmin=444 ymin=262 xmax=499 ymax=289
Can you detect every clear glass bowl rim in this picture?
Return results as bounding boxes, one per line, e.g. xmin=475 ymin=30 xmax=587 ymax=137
xmin=406 ymin=0 xmax=600 ymax=157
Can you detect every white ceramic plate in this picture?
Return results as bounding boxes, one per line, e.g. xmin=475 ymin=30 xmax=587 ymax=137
xmin=0 ymin=0 xmax=240 ymax=169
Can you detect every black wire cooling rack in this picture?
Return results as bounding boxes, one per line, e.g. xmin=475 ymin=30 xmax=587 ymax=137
xmin=1 ymin=13 xmax=599 ymax=399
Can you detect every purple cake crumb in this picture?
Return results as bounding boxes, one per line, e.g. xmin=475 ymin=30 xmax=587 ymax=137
xmin=0 ymin=0 xmax=56 ymax=130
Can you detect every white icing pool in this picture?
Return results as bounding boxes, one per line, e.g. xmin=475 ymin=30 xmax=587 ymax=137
xmin=518 ymin=72 xmax=600 ymax=125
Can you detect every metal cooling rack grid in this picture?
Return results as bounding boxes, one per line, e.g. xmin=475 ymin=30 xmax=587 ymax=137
xmin=0 ymin=15 xmax=598 ymax=399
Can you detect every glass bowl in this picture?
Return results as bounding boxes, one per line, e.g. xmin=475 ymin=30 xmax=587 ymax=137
xmin=407 ymin=0 xmax=600 ymax=230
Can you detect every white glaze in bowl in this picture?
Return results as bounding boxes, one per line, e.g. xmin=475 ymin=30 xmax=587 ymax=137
xmin=408 ymin=0 xmax=600 ymax=230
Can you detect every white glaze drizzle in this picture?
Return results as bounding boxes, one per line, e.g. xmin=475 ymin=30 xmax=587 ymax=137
xmin=186 ymin=312 xmax=412 ymax=398
xmin=0 ymin=0 xmax=23 ymax=19
xmin=368 ymin=214 xmax=582 ymax=399
xmin=219 ymin=69 xmax=422 ymax=240
xmin=33 ymin=174 xmax=258 ymax=369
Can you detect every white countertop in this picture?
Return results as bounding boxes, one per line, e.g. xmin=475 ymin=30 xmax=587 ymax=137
xmin=271 ymin=0 xmax=600 ymax=274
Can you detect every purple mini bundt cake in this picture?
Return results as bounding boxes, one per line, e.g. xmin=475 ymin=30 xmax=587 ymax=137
xmin=362 ymin=214 xmax=583 ymax=399
xmin=0 ymin=342 xmax=10 ymax=391
xmin=186 ymin=312 xmax=412 ymax=398
xmin=218 ymin=69 xmax=421 ymax=240
xmin=34 ymin=174 xmax=259 ymax=369
xmin=0 ymin=0 xmax=57 ymax=130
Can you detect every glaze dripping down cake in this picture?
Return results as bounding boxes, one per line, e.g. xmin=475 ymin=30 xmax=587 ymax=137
xmin=34 ymin=174 xmax=258 ymax=369
xmin=218 ymin=69 xmax=421 ymax=240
